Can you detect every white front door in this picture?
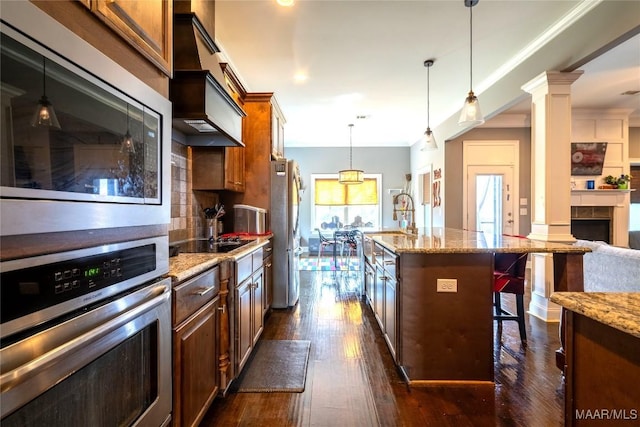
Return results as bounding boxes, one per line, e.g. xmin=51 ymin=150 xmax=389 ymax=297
xmin=466 ymin=165 xmax=517 ymax=237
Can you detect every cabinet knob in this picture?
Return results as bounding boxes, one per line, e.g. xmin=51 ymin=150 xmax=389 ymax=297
xmin=218 ymin=305 xmax=226 ymax=314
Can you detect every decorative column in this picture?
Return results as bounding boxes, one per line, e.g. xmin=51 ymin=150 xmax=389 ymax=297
xmin=522 ymin=71 xmax=583 ymax=322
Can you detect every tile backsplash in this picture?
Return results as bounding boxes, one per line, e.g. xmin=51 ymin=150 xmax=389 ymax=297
xmin=170 ymin=141 xmax=218 ymax=243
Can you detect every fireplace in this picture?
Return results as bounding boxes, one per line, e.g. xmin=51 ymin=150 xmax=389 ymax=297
xmin=571 ymin=206 xmax=613 ymax=243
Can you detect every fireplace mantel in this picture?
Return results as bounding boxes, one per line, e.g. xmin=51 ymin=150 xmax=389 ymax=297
xmin=571 ymin=190 xmax=631 ymax=207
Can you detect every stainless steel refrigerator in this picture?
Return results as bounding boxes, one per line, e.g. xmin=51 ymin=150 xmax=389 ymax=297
xmin=270 ymin=159 xmax=302 ymax=308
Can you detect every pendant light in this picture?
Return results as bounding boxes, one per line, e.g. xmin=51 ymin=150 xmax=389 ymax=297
xmin=120 ymin=104 xmax=136 ymax=154
xmin=458 ymin=0 xmax=485 ymax=126
xmin=420 ymin=59 xmax=438 ymax=151
xmin=31 ymin=57 xmax=61 ymax=129
xmin=338 ymin=123 xmax=363 ymax=185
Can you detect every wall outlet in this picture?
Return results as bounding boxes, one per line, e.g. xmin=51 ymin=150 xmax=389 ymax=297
xmin=437 ymin=278 xmax=457 ymax=293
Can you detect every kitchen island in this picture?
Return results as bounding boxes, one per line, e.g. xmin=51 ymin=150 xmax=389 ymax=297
xmin=364 ymin=228 xmax=589 ymax=385
xmin=550 ymin=292 xmax=640 ymax=426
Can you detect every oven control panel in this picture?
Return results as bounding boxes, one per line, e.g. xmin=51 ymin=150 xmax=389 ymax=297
xmin=1 ymin=244 xmax=156 ymax=328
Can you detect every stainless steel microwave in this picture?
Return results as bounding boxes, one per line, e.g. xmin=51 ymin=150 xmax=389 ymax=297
xmin=0 ymin=3 xmax=171 ymax=237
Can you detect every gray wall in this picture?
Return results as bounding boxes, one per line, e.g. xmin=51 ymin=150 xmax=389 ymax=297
xmin=444 ymin=127 xmax=533 ymax=236
xmin=285 ymin=146 xmax=410 ymax=247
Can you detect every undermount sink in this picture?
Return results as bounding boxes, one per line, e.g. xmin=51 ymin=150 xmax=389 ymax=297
xmin=171 ymin=239 xmax=251 ymax=256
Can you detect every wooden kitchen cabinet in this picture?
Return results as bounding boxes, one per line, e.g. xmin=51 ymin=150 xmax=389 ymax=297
xmin=371 ymin=243 xmax=398 ymax=361
xmin=191 ymin=146 xmax=245 ymax=192
xmin=172 ymin=267 xmax=221 ymax=427
xmin=90 ymin=0 xmax=172 ymax=75
xmin=234 ymin=93 xmax=285 ymax=211
xmin=374 ymin=264 xmax=385 ymax=330
xmin=271 ymin=101 xmax=286 ymax=159
xmin=382 ymin=251 xmax=398 ymax=360
xmin=235 ymin=247 xmax=265 ymax=373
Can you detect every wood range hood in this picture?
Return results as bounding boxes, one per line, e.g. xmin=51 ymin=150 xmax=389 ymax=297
xmin=170 ymin=12 xmax=245 ymax=147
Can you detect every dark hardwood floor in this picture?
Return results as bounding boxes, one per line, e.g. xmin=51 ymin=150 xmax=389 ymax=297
xmin=201 ymin=266 xmax=564 ymax=426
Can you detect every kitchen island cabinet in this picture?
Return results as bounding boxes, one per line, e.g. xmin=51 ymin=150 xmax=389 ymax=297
xmin=365 ymin=228 xmax=589 ymax=385
xmin=550 ymin=292 xmax=640 ymax=427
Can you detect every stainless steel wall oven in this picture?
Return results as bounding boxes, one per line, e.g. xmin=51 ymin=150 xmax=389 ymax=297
xmin=0 ymin=237 xmax=171 ymax=426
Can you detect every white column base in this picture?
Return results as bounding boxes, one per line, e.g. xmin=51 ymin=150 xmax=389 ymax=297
xmin=527 ymin=252 xmax=561 ymax=322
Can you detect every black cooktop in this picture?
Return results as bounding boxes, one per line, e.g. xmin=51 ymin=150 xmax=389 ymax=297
xmin=172 ymin=239 xmax=250 ymax=256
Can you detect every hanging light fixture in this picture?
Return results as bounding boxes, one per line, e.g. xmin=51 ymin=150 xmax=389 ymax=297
xmin=338 ymin=123 xmax=363 ymax=185
xmin=31 ymin=56 xmax=61 ymax=129
xmin=120 ymin=104 xmax=136 ymax=154
xmin=420 ymin=59 xmax=438 ymax=151
xmin=458 ymin=0 xmax=485 ymax=126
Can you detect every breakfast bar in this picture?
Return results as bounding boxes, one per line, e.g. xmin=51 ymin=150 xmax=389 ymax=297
xmin=365 ymin=228 xmax=589 ymax=385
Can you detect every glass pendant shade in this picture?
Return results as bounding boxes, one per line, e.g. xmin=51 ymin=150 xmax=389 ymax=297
xmin=120 ymin=130 xmax=136 ymax=154
xmin=338 ymin=123 xmax=363 ymax=185
xmin=458 ymin=91 xmax=485 ymax=125
xmin=421 ymin=59 xmax=437 ymax=151
xmin=31 ymin=95 xmax=61 ymax=129
xmin=31 ymin=57 xmax=61 ymax=129
xmin=458 ymin=0 xmax=485 ymax=126
xmin=120 ymin=103 xmax=136 ymax=154
xmin=420 ymin=127 xmax=438 ymax=151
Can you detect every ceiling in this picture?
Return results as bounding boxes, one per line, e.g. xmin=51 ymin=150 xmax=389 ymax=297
xmin=213 ymin=1 xmax=640 ymax=148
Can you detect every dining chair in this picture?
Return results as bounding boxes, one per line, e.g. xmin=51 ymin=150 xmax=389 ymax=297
xmin=493 ymin=252 xmax=529 ymax=343
xmin=316 ymin=228 xmax=338 ymax=261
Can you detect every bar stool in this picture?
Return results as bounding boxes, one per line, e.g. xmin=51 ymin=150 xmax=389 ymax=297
xmin=493 ymin=252 xmax=529 ymax=343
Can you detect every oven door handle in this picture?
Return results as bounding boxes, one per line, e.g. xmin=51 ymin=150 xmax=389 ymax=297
xmin=0 ymin=280 xmax=170 ymax=396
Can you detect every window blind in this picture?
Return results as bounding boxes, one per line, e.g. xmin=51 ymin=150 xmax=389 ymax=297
xmin=315 ymin=178 xmax=378 ymax=205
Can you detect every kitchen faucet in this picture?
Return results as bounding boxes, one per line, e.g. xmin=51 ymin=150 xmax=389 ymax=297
xmin=392 ymin=192 xmax=418 ymax=234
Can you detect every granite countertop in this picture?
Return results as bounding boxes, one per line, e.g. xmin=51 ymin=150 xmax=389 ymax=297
xmin=550 ymin=292 xmax=640 ymax=338
xmin=167 ymin=236 xmax=271 ymax=283
xmin=368 ymin=228 xmax=590 ymax=254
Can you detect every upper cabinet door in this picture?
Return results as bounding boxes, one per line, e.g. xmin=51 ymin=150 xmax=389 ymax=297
xmin=92 ymin=0 xmax=173 ymax=76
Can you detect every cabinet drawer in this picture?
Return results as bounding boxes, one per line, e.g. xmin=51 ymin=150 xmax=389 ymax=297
xmin=173 ymin=267 xmax=219 ymax=325
xmin=252 ymin=248 xmax=264 ymax=270
xmin=382 ymin=249 xmax=397 ymax=279
xmin=262 ymin=240 xmax=273 ymax=259
xmin=236 ymin=254 xmax=253 ymax=285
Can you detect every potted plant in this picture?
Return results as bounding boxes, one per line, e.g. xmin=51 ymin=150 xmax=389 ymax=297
xmin=603 ymin=175 xmax=619 ymax=189
xmin=617 ymin=174 xmax=632 ymax=190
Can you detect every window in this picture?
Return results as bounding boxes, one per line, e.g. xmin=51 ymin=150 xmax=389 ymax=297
xmin=311 ymin=174 xmax=381 ymax=231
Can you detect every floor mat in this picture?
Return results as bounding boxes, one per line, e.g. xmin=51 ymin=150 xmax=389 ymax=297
xmin=235 ymin=340 xmax=311 ymax=393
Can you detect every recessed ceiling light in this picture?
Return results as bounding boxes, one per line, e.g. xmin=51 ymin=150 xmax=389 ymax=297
xmin=294 ymin=72 xmax=308 ymax=83
xmin=277 ymin=0 xmax=294 ymax=7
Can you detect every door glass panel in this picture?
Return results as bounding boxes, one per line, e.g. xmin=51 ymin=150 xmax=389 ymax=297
xmin=2 ymin=325 xmax=156 ymax=426
xmin=475 ymin=175 xmax=503 ymax=235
